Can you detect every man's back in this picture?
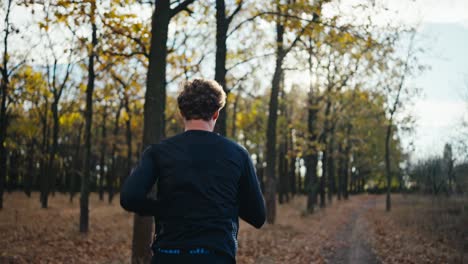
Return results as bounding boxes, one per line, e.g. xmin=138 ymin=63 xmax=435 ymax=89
xmin=121 ymin=129 xmax=265 ymax=262
xmin=156 ymin=129 xmax=245 ymax=220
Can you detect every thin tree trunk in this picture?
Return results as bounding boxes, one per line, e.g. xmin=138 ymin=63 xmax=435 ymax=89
xmin=0 ymin=72 xmax=6 ymax=209
xmin=385 ymin=123 xmax=392 ymax=211
xmin=278 ymin=141 xmax=286 ymax=204
xmin=265 ymin=7 xmax=286 ymax=223
xmin=283 ymin=135 xmax=290 ymax=202
xmin=296 ymin=159 xmax=302 ymax=194
xmin=124 ymin=96 xmax=132 ymax=183
xmin=320 ymin=148 xmax=327 ymax=208
xmin=25 ymin=140 xmax=35 ymax=197
xmin=343 ymin=124 xmax=352 ymax=200
xmin=70 ymin=123 xmax=83 ymax=203
xmin=265 ymin=56 xmax=283 ymax=223
xmin=319 ymin=95 xmax=332 ymax=208
xmin=99 ymin=105 xmax=107 ymax=201
xmin=48 ymin=99 xmax=59 ymax=196
xmin=256 ymin=150 xmax=264 ymax=193
xmin=384 ymin=31 xmax=415 ymax=211
xmin=230 ymin=91 xmax=240 ymax=138
xmin=108 ymin=103 xmax=122 ymax=204
xmin=327 ymin=125 xmax=336 ymax=204
xmin=8 ymin=150 xmax=18 ymax=191
xmin=40 ymin=100 xmax=50 ymax=208
xmin=288 ymin=128 xmax=296 ymax=196
xmin=337 ymin=143 xmax=343 ymax=201
xmin=80 ymin=7 xmax=97 ymax=233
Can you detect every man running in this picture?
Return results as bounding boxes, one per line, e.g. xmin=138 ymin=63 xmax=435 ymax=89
xmin=120 ymin=78 xmax=266 ymax=263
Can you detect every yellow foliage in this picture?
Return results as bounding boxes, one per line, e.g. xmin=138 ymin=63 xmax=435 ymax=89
xmin=59 ymin=112 xmax=83 ymax=127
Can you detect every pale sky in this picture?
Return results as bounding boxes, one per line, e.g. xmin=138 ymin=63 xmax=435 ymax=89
xmin=377 ymin=0 xmax=468 ymax=160
xmin=314 ymin=0 xmax=468 ymax=160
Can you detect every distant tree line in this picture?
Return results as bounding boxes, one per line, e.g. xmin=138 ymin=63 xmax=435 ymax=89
xmin=410 ymin=143 xmax=467 ymax=195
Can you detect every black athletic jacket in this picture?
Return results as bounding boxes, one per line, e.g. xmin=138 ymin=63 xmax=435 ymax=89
xmin=120 ymin=129 xmax=266 ymax=261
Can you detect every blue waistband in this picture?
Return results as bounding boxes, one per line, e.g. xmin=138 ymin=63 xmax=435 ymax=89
xmin=156 ymin=247 xmax=212 ymax=255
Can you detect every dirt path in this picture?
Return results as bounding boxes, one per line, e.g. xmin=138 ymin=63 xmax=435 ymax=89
xmin=325 ymin=196 xmax=380 ymax=264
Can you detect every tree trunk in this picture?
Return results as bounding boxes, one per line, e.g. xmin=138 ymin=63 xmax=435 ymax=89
xmin=70 ymin=123 xmax=83 ymax=203
xmin=289 ymin=156 xmax=296 ymax=196
xmin=0 ymin=74 xmax=6 ymax=209
xmin=133 ymin=0 xmax=170 ymax=262
xmin=108 ymin=103 xmax=122 ymax=204
xmin=319 ymin=96 xmax=332 ymax=208
xmin=40 ymin=101 xmax=50 ymax=208
xmin=265 ymin=54 xmax=284 ymax=223
xmin=0 ymin=0 xmax=13 ymax=210
xmin=264 ymin=7 xmax=286 ymax=224
xmin=278 ymin=141 xmax=286 ymax=204
xmin=80 ymin=7 xmax=97 ymax=233
xmin=214 ymin=0 xmax=229 ymax=136
xmin=283 ymin=136 xmax=290 ymax=202
xmin=48 ymin=99 xmax=59 ymax=196
xmin=289 ymin=128 xmax=296 ymax=196
xmin=305 ymin=36 xmax=319 ymax=209
xmin=385 ymin=123 xmax=392 ymax=212
xmin=343 ymin=157 xmax=349 ymax=199
xmin=99 ymin=105 xmax=107 ymax=201
xmin=25 ymin=140 xmax=35 ymax=197
xmin=132 ymin=0 xmax=195 ymax=261
xmin=297 ymin=158 xmax=302 ymax=194
xmin=256 ymin=150 xmax=265 ymax=193
xmin=125 ymin=96 xmax=132 ymax=184
xmin=320 ymin=149 xmax=327 ymax=208
xmin=230 ymin=91 xmax=240 ymax=138
xmin=327 ymin=125 xmax=336 ymax=204
xmin=108 ymin=142 xmax=117 ymax=203
xmin=337 ymin=143 xmax=343 ymax=201
xmin=343 ymin=124 xmax=352 ymax=200
xmin=305 ymin=152 xmax=318 ymax=213
xmin=305 ymin=32 xmax=324 ymax=207
xmin=8 ymin=150 xmax=19 ymax=191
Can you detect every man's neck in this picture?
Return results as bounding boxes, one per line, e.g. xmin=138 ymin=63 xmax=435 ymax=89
xmin=184 ymin=119 xmax=214 ymax=132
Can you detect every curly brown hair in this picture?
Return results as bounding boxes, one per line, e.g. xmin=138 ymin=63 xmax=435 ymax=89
xmin=177 ymin=79 xmax=226 ymax=121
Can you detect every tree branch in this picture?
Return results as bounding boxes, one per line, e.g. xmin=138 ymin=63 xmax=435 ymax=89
xmin=226 ymin=52 xmax=274 ymax=72
xmin=170 ymin=0 xmax=196 ymax=18
xmin=227 ymin=0 xmax=243 ymax=26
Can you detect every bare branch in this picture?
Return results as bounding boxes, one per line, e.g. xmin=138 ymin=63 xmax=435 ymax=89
xmin=7 ymin=60 xmax=27 ymax=78
xmin=227 ymin=12 xmax=265 ymax=38
xmin=227 ymin=0 xmax=243 ymax=26
xmin=170 ymin=0 xmax=196 ymax=18
xmin=226 ymin=52 xmax=275 ymax=72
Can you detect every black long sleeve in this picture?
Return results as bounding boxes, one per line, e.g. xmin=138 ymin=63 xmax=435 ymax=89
xmin=120 ymin=145 xmax=162 ymax=217
xmin=119 ymin=130 xmax=265 ymax=260
xmin=238 ymin=151 xmax=266 ymax=228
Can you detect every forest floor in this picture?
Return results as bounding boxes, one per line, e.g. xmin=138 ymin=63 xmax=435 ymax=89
xmin=0 ymin=192 xmax=465 ymax=264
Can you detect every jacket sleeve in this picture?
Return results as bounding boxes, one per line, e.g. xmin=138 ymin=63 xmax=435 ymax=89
xmin=238 ymin=150 xmax=266 ymax=228
xmin=120 ymin=145 xmax=162 ymax=217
